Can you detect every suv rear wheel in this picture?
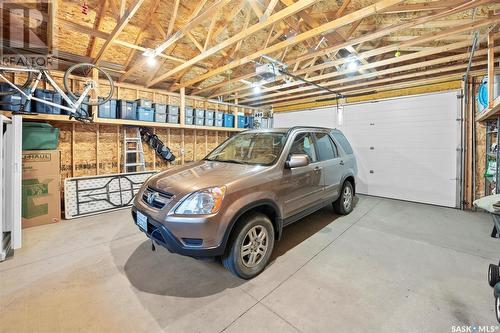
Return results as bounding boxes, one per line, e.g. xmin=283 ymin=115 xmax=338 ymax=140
xmin=222 ymin=212 xmax=274 ymax=279
xmin=334 ymin=181 xmax=354 ymax=215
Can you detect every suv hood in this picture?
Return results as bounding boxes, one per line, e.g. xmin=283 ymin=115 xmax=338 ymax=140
xmin=147 ymin=160 xmax=267 ymax=196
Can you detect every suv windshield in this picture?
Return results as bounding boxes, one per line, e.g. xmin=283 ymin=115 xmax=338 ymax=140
xmin=205 ymin=132 xmax=287 ymax=166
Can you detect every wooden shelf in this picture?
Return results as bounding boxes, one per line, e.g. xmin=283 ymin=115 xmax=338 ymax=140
xmin=476 ymin=97 xmax=500 ymax=122
xmin=0 ymin=111 xmax=246 ymax=132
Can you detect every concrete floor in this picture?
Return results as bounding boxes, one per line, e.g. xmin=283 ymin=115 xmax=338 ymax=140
xmin=1 ymin=195 xmax=500 ymax=333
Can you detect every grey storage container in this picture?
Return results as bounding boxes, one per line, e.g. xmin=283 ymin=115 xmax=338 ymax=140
xmin=168 ymin=105 xmax=179 ymax=115
xmin=195 ymin=109 xmax=205 ymax=118
xmin=194 ymin=117 xmax=204 ymax=126
xmin=185 ymin=116 xmax=194 ymax=125
xmin=153 ymin=103 xmax=167 ymax=113
xmin=185 ymin=107 xmax=194 ymax=117
xmin=205 ymin=110 xmax=215 ymax=119
xmin=215 ymin=111 xmax=224 ymax=120
xmin=136 ymin=99 xmax=152 ymax=108
xmin=167 ymin=114 xmax=179 ymax=124
xmin=215 ymin=119 xmax=223 ymax=127
xmin=155 ymin=112 xmax=167 ymax=123
xmin=204 ymin=118 xmax=214 ymax=126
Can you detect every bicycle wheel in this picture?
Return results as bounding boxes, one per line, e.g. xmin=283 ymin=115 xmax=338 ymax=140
xmin=63 ymin=63 xmax=114 ymax=106
xmin=0 ymin=47 xmax=34 ymax=96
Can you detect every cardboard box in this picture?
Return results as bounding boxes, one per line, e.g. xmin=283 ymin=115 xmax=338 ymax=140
xmin=21 ymin=150 xmax=61 ymax=228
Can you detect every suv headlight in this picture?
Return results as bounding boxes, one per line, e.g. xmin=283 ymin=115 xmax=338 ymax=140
xmin=175 ymin=186 xmax=226 ymax=215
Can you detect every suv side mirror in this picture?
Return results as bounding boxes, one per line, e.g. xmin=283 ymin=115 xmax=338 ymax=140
xmin=285 ymin=154 xmax=309 ymax=168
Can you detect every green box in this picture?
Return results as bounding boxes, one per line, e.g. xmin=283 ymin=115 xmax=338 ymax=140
xmin=22 ymin=122 xmax=60 ymax=150
xmin=22 ymin=179 xmax=49 ymax=219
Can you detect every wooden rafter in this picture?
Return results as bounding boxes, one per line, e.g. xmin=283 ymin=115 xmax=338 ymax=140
xmin=248 ymin=41 xmax=500 ymax=105
xmin=171 ymin=0 xmax=406 ymax=90
xmin=93 ymin=0 xmax=146 ymax=64
xmin=88 ymin=0 xmax=109 ymax=58
xmin=238 ymin=16 xmax=495 ymax=99
xmin=119 ymin=0 xmax=225 ymax=82
xmin=146 ymin=0 xmax=324 ymax=88
xmin=208 ymin=0 xmax=493 ymax=99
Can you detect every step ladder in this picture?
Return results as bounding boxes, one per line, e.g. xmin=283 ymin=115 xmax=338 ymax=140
xmin=123 ymin=127 xmax=146 ymax=173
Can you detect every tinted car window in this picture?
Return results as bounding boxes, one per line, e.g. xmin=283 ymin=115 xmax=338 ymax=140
xmin=289 ymin=132 xmax=317 ymax=162
xmin=331 ymin=131 xmax=353 ymax=154
xmin=314 ymin=132 xmax=337 ymax=161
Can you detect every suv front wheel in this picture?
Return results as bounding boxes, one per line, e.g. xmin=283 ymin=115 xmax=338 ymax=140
xmin=223 ymin=212 xmax=275 ymax=279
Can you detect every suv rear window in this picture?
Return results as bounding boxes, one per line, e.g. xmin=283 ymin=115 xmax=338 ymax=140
xmin=331 ymin=131 xmax=353 ymax=154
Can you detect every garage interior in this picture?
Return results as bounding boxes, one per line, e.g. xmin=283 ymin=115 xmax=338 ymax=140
xmin=1 ymin=0 xmax=500 ymax=332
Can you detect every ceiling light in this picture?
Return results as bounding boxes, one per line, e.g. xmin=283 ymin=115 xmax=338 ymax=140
xmin=146 ymin=56 xmax=157 ymax=66
xmin=347 ymin=61 xmax=358 ymax=71
xmin=253 ymin=84 xmax=261 ymax=94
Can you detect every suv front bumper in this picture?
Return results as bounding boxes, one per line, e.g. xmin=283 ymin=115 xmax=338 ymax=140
xmin=131 ymin=207 xmax=225 ymax=257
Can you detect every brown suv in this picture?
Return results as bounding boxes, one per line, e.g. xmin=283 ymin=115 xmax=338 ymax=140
xmin=132 ymin=126 xmax=357 ymax=278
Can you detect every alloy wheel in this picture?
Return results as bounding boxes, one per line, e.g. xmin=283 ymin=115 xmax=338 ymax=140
xmin=240 ymin=225 xmax=269 ymax=268
xmin=343 ymin=186 xmax=352 ymax=210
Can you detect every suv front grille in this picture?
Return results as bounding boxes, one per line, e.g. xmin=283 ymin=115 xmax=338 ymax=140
xmin=142 ymin=186 xmax=173 ymax=209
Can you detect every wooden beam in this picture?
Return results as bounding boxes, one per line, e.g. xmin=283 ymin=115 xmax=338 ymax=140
xmin=488 ymin=30 xmax=495 ymax=108
xmin=261 ymin=0 xmax=280 ymax=21
xmin=119 ymin=0 xmax=126 ymax=18
xmin=93 ymin=0 xmax=146 ymax=64
xmin=171 ymin=0 xmax=407 ymax=90
xmin=187 ymin=32 xmax=204 ymax=52
xmin=210 ymin=0 xmax=496 ymax=97
xmin=151 ymin=0 xmax=228 ymax=56
xmin=231 ymin=21 xmax=495 ymax=100
xmin=147 ymin=0 xmax=324 ymax=87
xmin=204 ymin=15 xmax=219 ymax=51
xmin=167 ymin=0 xmax=181 ymax=37
xmin=88 ymin=0 xmax=109 ymax=57
xmin=250 ymin=46 xmax=500 ymax=106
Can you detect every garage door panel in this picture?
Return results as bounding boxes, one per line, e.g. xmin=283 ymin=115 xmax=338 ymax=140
xmin=274 ymin=91 xmax=461 ymax=208
xmin=343 ymin=91 xmax=460 ymax=208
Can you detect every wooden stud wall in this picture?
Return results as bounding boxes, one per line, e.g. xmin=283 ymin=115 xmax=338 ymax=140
xmin=4 ymin=71 xmax=260 ymax=204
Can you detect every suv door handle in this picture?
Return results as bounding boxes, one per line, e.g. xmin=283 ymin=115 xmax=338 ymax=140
xmin=339 ymin=160 xmax=345 ymax=165
xmin=313 ymin=166 xmax=322 ymax=172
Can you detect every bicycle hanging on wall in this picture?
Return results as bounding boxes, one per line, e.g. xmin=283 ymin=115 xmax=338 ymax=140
xmin=0 ymin=49 xmax=114 ymax=122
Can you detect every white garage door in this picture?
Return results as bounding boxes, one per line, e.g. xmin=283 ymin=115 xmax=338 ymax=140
xmin=274 ymin=91 xmax=462 ymax=208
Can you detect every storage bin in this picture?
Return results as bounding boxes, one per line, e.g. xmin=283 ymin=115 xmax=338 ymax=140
xmin=153 ymin=103 xmax=167 ymax=113
xmin=167 ymin=114 xmax=179 ymax=124
xmin=185 ymin=107 xmax=194 ymax=117
xmin=136 ymin=98 xmax=152 ymax=108
xmin=0 ymin=84 xmax=32 ymax=112
xmin=34 ymin=89 xmax=62 ymax=114
xmin=195 ymin=109 xmax=205 ymax=118
xmin=98 ymin=98 xmax=117 ymax=119
xmin=137 ymin=107 xmax=154 ymax=122
xmin=205 ymin=110 xmax=215 ymax=119
xmin=238 ymin=115 xmax=247 ymax=128
xmin=246 ymin=116 xmax=254 ymax=129
xmin=478 ymin=75 xmax=500 ymax=111
xmin=215 ymin=111 xmax=224 ymax=120
xmin=155 ymin=112 xmax=167 ymax=123
xmin=62 ymin=95 xmax=89 ymax=116
xmin=167 ymin=105 xmax=179 ymax=115
xmin=185 ymin=116 xmax=194 ymax=125
xmin=215 ymin=119 xmax=223 ymax=127
xmin=118 ymin=100 xmax=137 ymax=120
xmin=22 ymin=122 xmax=59 ymax=150
xmin=204 ymin=118 xmax=214 ymax=126
xmin=223 ymin=113 xmax=235 ymax=128
xmin=194 ymin=117 xmax=204 ymax=126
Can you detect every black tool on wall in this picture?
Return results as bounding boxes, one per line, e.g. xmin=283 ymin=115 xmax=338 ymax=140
xmin=140 ymin=128 xmax=176 ymax=163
